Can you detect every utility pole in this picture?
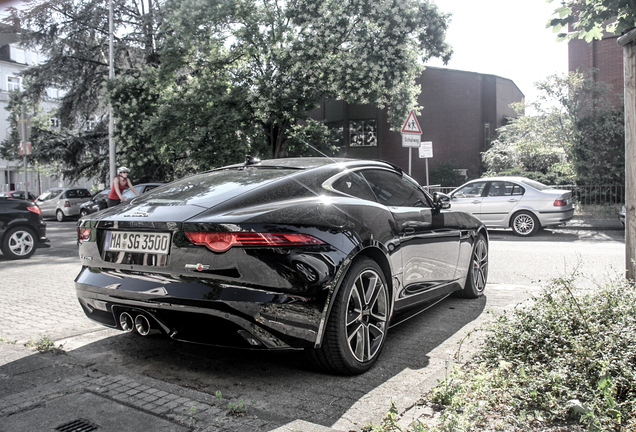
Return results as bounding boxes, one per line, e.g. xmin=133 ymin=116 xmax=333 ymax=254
xmin=108 ymin=0 xmax=116 ymax=185
xmin=618 ymin=29 xmax=636 ymax=280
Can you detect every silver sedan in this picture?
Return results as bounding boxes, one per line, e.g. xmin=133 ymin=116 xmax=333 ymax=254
xmin=449 ymin=177 xmax=574 ymax=236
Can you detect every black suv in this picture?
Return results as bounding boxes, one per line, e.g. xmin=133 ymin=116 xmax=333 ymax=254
xmin=0 ymin=197 xmax=47 ymax=259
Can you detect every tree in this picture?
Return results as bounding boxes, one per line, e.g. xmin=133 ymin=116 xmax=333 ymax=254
xmin=135 ymin=0 xmax=453 ymax=160
xmin=483 ymin=71 xmax=624 ymax=184
xmin=548 ymin=0 xmax=636 ymax=41
xmin=0 ymin=0 xmax=164 ymax=183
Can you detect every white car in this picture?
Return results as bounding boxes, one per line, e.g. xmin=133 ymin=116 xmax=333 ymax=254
xmin=36 ymin=187 xmax=93 ymax=221
xmin=449 ymin=177 xmax=574 ymax=236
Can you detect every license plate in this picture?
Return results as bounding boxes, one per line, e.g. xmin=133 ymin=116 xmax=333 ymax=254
xmin=104 ymin=231 xmax=171 ymax=254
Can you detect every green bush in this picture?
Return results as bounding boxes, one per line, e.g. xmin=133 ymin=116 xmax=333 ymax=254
xmin=426 ymin=274 xmax=636 ymax=431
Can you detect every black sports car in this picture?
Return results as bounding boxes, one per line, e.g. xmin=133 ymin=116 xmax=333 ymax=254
xmin=1 ymin=196 xmax=47 ymax=259
xmin=75 ymin=158 xmax=488 ymax=374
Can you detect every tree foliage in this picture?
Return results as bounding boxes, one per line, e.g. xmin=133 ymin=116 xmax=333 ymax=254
xmin=0 ymin=0 xmax=164 ymax=183
xmin=2 ymin=0 xmax=453 ymax=183
xmin=547 ymin=0 xmax=636 ymax=42
xmin=483 ymin=71 xmax=624 ymax=185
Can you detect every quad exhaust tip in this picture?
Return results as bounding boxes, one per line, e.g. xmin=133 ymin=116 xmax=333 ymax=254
xmin=134 ymin=314 xmax=152 ymax=336
xmin=118 ymin=312 xmax=159 ymax=336
xmin=119 ymin=312 xmax=134 ymax=333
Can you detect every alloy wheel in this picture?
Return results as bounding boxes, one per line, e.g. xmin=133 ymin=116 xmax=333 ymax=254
xmin=344 ymin=269 xmax=388 ymax=363
xmin=8 ymin=230 xmax=35 ymax=257
xmin=513 ymin=213 xmax=535 ymax=235
xmin=470 ymin=237 xmax=488 ymax=293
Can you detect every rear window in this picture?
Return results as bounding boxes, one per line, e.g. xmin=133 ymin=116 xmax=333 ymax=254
xmin=520 ymin=179 xmax=551 ymax=191
xmin=66 ymin=189 xmax=91 ymax=198
xmin=131 ymin=168 xmax=299 ymax=206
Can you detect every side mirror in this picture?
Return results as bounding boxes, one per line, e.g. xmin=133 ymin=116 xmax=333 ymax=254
xmin=433 ymin=192 xmax=451 ymax=210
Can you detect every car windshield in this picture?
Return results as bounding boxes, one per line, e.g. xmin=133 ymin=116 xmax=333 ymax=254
xmin=130 ymin=168 xmax=299 ymax=207
xmin=520 ymin=179 xmax=552 ymax=191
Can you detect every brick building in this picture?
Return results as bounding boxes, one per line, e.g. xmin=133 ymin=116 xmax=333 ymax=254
xmin=313 ymin=67 xmax=524 ymax=186
xmin=568 ymin=33 xmax=624 ymax=106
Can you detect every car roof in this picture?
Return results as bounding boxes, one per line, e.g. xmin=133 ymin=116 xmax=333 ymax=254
xmin=465 ymin=176 xmax=530 ymax=183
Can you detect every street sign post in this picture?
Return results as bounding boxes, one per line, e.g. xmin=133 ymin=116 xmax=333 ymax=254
xmin=419 ymin=141 xmax=433 ymax=186
xmin=401 ymin=110 xmax=422 ymax=175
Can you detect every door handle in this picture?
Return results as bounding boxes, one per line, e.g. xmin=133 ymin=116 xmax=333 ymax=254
xmin=507 ymin=199 xmax=518 ymax=202
xmin=471 ymin=200 xmax=481 ymax=204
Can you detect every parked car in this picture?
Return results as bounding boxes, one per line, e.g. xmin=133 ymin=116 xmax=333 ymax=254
xmin=0 ymin=196 xmax=47 ymax=259
xmin=0 ymin=190 xmax=37 ymax=201
xmin=79 ymin=190 xmax=110 ymax=217
xmin=37 ymin=187 xmax=93 ymax=221
xmin=121 ymin=182 xmax=165 ymax=200
xmin=619 ymin=205 xmax=626 ymax=226
xmin=80 ymin=183 xmax=166 ymax=217
xmin=449 ymin=177 xmax=574 ymax=236
xmin=76 ymin=158 xmax=489 ymax=374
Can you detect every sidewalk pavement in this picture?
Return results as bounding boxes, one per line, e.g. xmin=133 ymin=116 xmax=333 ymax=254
xmin=0 ymin=217 xmax=623 ymax=432
xmin=559 ymin=214 xmax=624 ymax=231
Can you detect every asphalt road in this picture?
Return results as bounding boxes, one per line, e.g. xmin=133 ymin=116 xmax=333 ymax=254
xmin=0 ymin=221 xmax=626 ymax=431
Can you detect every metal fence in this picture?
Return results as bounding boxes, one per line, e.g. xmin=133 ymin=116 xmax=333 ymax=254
xmin=426 ymin=184 xmax=625 ymax=206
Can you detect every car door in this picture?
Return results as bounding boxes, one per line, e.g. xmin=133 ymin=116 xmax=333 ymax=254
xmin=450 ymin=181 xmax=488 ymax=219
xmin=479 ymin=181 xmax=524 ymax=226
xmin=37 ymin=189 xmax=62 ymax=218
xmin=359 ymin=169 xmax=461 ymax=310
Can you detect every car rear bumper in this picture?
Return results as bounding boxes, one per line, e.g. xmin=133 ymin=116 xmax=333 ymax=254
xmin=75 ymin=266 xmax=328 ymax=350
xmin=538 ymin=208 xmax=575 ymax=227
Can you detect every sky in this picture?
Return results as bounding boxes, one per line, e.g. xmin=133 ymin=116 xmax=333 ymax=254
xmin=426 ymin=0 xmax=569 ymax=104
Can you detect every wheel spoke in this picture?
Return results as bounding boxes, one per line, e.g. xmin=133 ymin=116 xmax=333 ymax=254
xmin=346 ymin=287 xmax=363 ymax=326
xmin=347 ymin=322 xmax=365 ymax=360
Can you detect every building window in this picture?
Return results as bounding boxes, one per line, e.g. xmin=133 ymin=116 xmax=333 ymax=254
xmin=484 ymin=123 xmax=491 ymax=141
xmin=50 ymin=118 xmax=60 ymax=129
xmin=7 ymin=76 xmax=21 ymax=92
xmin=349 ymin=119 xmax=377 ymax=147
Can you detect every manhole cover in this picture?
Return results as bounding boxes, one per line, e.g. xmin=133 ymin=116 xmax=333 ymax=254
xmin=55 ymin=418 xmax=99 ymax=432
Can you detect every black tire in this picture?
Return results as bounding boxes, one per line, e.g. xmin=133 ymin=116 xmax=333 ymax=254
xmin=458 ymin=233 xmax=488 ymax=299
xmin=79 ymin=209 xmax=88 ymax=218
xmin=56 ymin=209 xmax=66 ymax=222
xmin=511 ymin=210 xmax=539 ymax=236
xmin=1 ymin=226 xmax=37 ymax=259
xmin=309 ymin=258 xmax=390 ymax=375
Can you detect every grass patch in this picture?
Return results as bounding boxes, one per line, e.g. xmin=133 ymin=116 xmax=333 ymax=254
xmin=24 ymin=336 xmax=66 ymax=355
xmin=371 ymin=272 xmax=636 ymax=431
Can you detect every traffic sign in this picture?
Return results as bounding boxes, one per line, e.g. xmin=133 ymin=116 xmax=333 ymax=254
xmin=401 ymin=110 xmax=422 ymax=134
xmin=402 ymin=134 xmax=421 ymax=147
xmin=419 ymin=141 xmax=433 ymax=158
xmin=19 ymin=141 xmax=32 ymax=156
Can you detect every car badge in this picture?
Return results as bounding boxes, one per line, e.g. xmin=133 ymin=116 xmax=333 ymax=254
xmin=124 ymin=211 xmax=150 ymax=218
xmin=185 ymin=263 xmax=210 ymax=271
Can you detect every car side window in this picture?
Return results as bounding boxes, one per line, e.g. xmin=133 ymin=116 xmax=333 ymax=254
xmin=360 ymin=169 xmax=431 ymax=208
xmin=454 ymin=182 xmax=487 ymax=198
xmin=487 ymin=181 xmax=525 ymax=197
xmin=66 ymin=190 xmax=77 ymax=199
xmin=331 ymin=172 xmax=377 ymax=202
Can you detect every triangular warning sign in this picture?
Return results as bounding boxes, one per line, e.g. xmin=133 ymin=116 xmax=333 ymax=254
xmin=401 ymin=110 xmax=422 ymax=134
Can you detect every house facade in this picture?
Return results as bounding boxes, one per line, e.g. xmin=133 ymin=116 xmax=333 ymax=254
xmin=0 ymin=31 xmax=96 ymax=196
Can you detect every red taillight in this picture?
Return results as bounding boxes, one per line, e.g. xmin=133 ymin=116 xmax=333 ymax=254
xmin=77 ymin=227 xmax=91 ymax=243
xmin=184 ymin=231 xmax=325 ymax=253
xmin=64 ymin=200 xmax=71 ymax=208
xmin=27 ymin=205 xmax=42 ymax=215
xmin=553 ymin=199 xmax=567 ymax=207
